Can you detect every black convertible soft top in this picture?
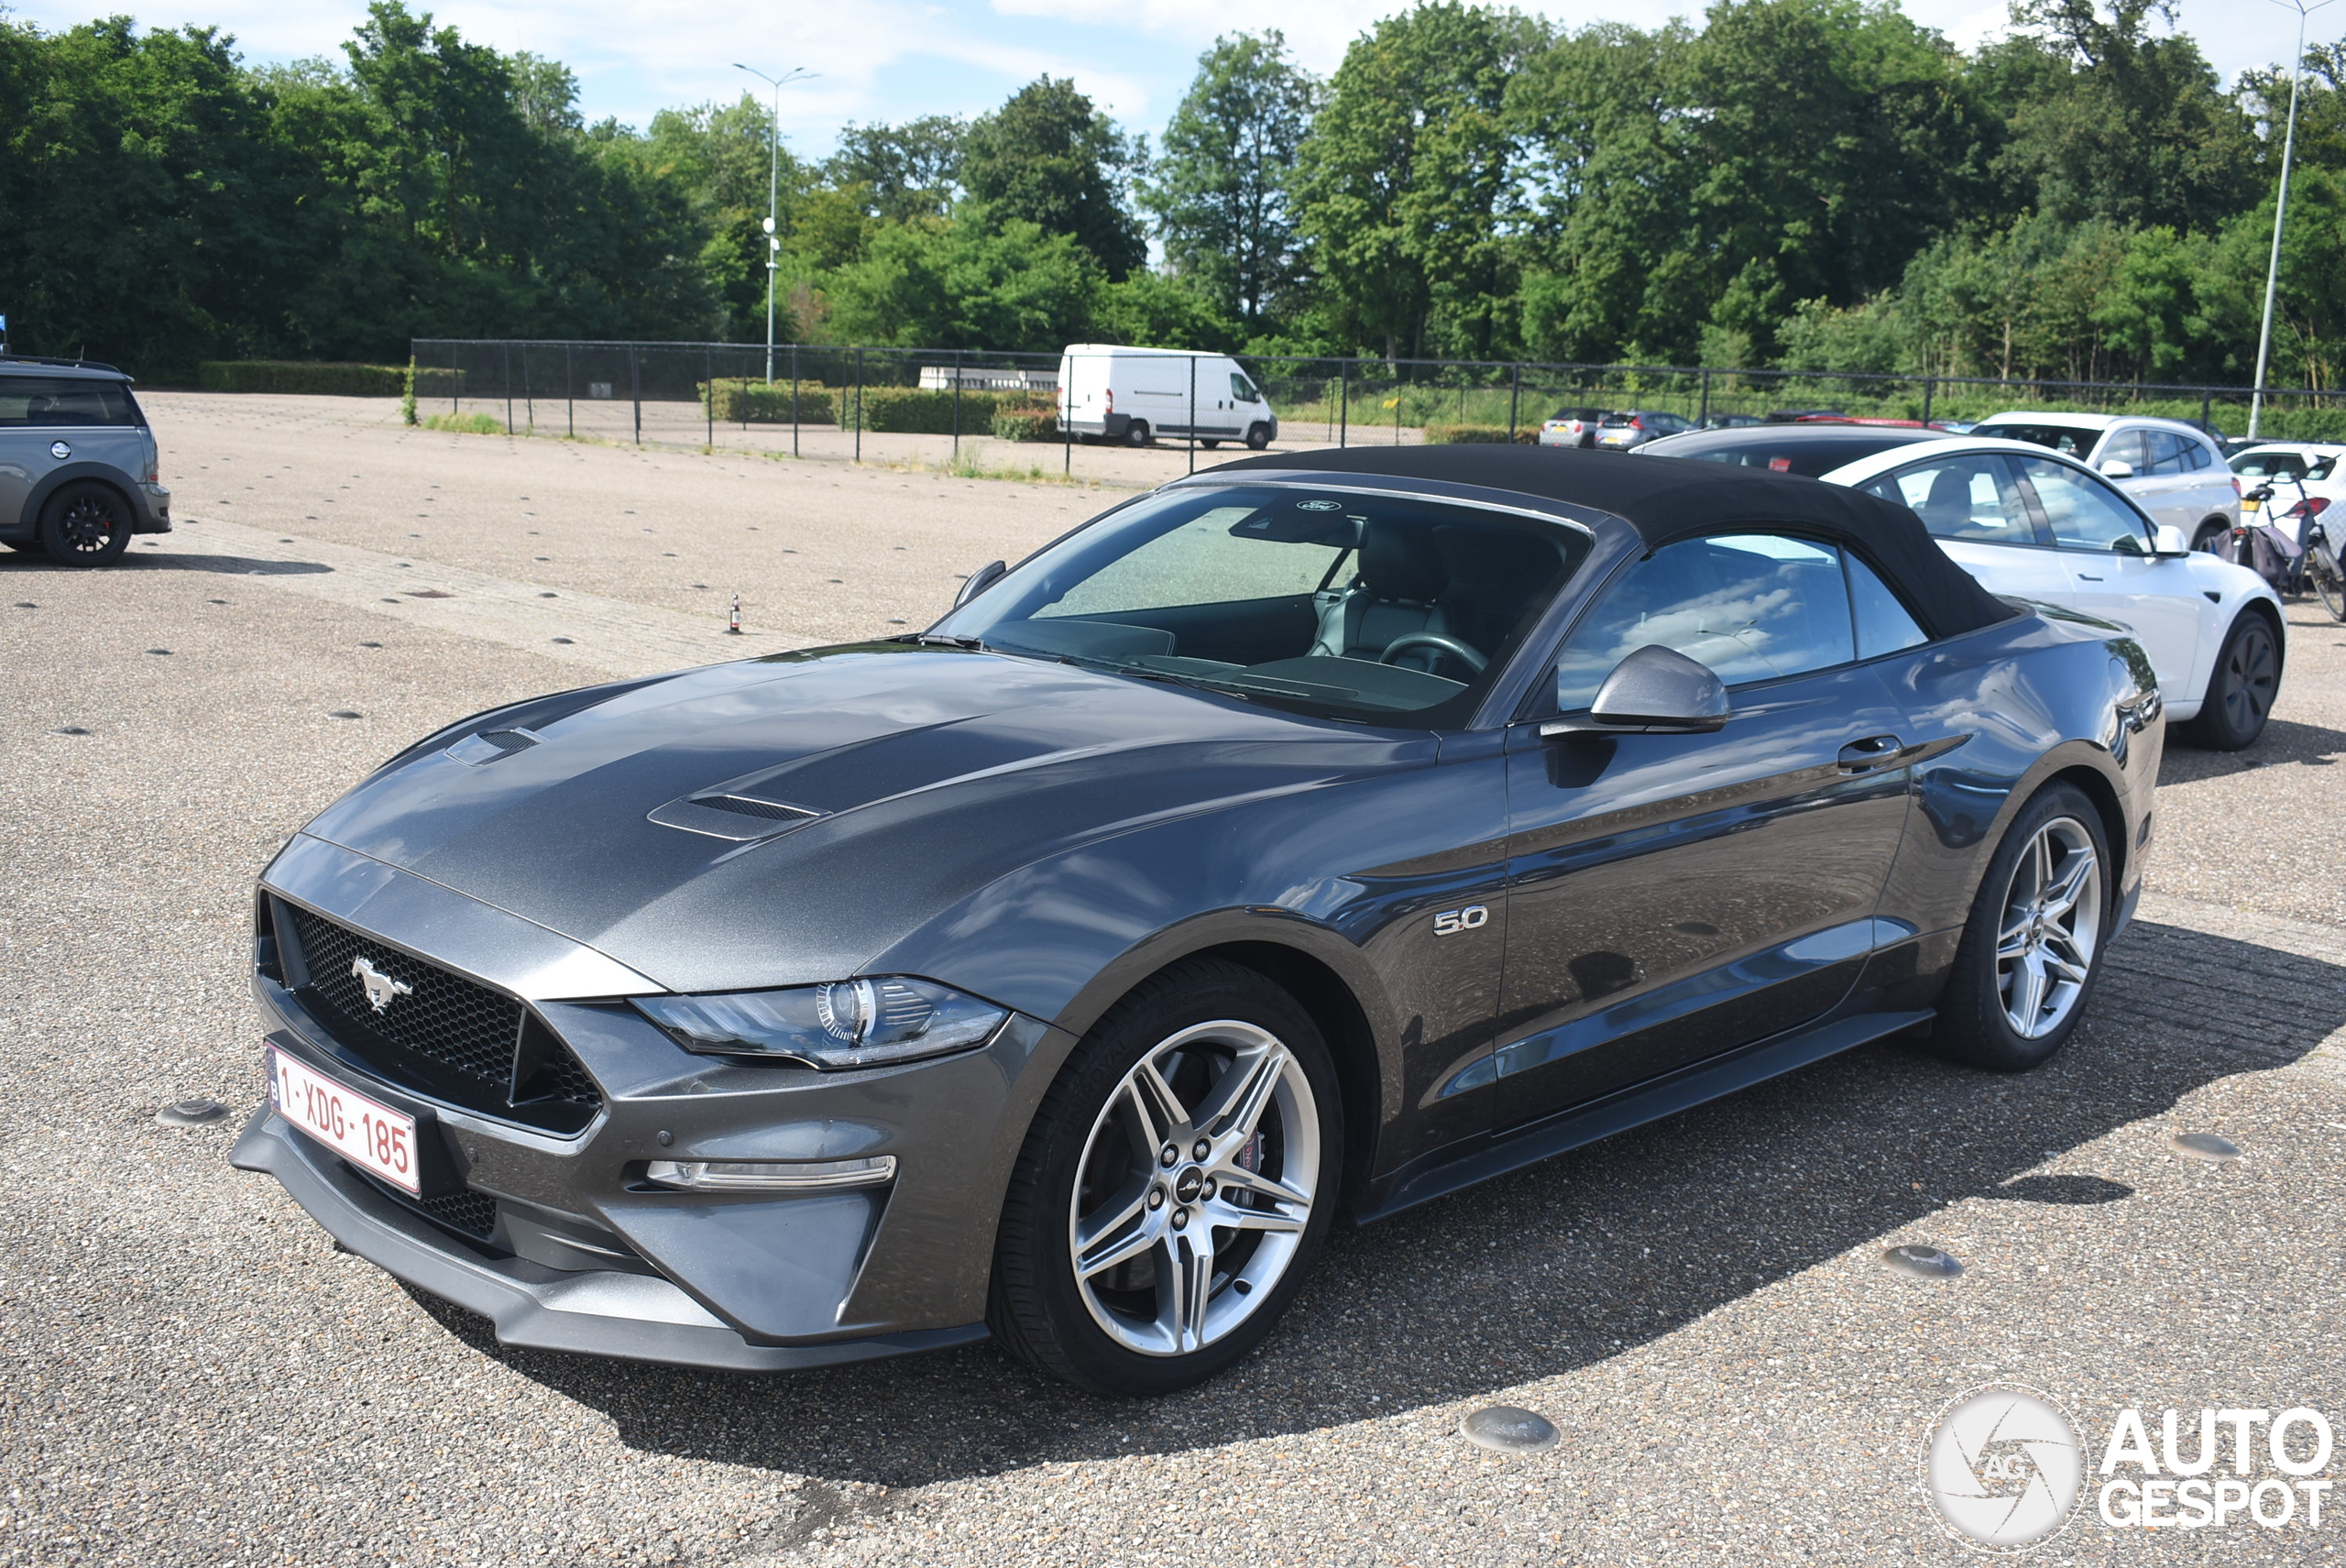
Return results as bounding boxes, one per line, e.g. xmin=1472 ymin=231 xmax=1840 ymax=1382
xmin=1210 ymin=444 xmax=2017 ymax=639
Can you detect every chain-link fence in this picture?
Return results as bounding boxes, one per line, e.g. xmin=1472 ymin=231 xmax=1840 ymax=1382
xmin=412 ymin=339 xmax=2346 ymax=479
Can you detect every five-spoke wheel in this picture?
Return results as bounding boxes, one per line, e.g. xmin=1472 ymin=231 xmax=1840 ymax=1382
xmin=990 ymin=959 xmax=1340 ymax=1394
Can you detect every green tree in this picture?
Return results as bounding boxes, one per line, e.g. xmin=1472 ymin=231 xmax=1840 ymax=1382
xmin=824 ymin=210 xmax=1100 ymax=350
xmin=961 ymin=77 xmax=1146 ymax=279
xmin=828 ymin=115 xmax=965 ymax=222
xmin=1143 ymin=31 xmax=1319 ymax=336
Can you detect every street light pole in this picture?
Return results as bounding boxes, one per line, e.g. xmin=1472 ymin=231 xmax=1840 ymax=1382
xmin=2249 ymin=0 xmax=2333 ymax=439
xmin=734 ymin=62 xmax=817 ymax=386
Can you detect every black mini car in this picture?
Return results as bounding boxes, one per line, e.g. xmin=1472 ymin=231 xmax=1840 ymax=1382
xmin=235 ymin=447 xmax=2161 ymax=1394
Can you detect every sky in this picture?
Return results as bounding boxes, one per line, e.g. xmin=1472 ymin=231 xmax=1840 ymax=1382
xmin=8 ymin=0 xmax=2330 ymax=154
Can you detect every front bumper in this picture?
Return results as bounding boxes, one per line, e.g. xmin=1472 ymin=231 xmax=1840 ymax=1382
xmin=232 ymin=1108 xmax=983 ymax=1371
xmin=234 ymin=833 xmax=1075 ymax=1372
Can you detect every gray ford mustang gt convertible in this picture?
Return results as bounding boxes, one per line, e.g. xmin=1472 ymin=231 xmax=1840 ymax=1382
xmin=233 ymin=445 xmax=2163 ymax=1395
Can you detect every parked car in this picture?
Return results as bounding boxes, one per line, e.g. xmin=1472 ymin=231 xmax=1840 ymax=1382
xmin=1968 ymin=411 xmax=2239 ymax=548
xmin=1537 ymin=406 xmax=1611 ymax=447
xmin=1642 ymin=424 xmax=2283 ymax=748
xmin=2230 ymin=442 xmax=2344 ymax=550
xmin=1703 ymin=412 xmax=1764 ymax=430
xmin=235 ymin=444 xmax=2157 ymax=1394
xmin=0 ymin=354 xmax=171 ymax=565
xmin=1595 ymin=409 xmax=1695 ymax=448
xmin=1058 ymin=344 xmax=1277 ymax=450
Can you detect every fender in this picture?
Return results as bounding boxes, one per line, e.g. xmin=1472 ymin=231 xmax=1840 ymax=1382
xmin=16 ymin=462 xmax=147 ymax=533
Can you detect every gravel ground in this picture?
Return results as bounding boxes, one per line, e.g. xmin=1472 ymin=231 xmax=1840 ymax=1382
xmin=4 ymin=411 xmax=2345 ymax=1566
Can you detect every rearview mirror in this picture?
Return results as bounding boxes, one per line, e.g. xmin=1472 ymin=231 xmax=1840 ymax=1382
xmin=2099 ymin=459 xmax=2135 ymax=479
xmin=2151 ymin=523 xmax=2189 ymax=556
xmin=1542 ymin=645 xmax=1730 ymax=738
xmin=954 ymin=559 xmax=1007 ymax=608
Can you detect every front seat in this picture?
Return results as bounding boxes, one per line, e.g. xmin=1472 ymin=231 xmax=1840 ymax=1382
xmin=1311 ymin=520 xmax=1455 ymax=670
xmin=1917 ymin=466 xmax=1979 ymax=536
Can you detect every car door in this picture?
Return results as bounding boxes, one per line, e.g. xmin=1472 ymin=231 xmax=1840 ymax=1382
xmin=1857 ymin=451 xmax=2073 ymax=605
xmin=1490 ymin=532 xmax=1918 ymax=1128
xmin=2011 ymin=454 xmax=2211 ymax=699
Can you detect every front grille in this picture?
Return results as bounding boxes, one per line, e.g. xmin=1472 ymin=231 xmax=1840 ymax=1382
xmin=279 ymin=903 xmax=599 ymax=1134
xmin=416 ymin=1187 xmax=500 ymax=1237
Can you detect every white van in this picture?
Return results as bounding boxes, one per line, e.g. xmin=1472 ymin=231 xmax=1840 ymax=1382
xmin=1058 ymin=344 xmax=1278 ymax=449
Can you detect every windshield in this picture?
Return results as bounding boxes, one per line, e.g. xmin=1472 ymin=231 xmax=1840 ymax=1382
xmin=1640 ymin=428 xmax=1938 ymax=477
xmin=928 ymin=484 xmax=1594 ymax=726
xmin=1972 ymin=422 xmax=2102 ymax=457
xmin=2232 ymin=448 xmax=2337 ymax=482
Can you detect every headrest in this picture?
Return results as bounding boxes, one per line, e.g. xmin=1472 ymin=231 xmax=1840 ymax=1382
xmin=1433 ymin=526 xmax=1564 ymax=597
xmin=1358 ymin=520 xmax=1448 ymax=600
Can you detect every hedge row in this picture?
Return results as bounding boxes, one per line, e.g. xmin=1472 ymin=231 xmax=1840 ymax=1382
xmin=198 ymin=360 xmax=407 ymax=396
xmin=700 ymin=379 xmax=1073 ymax=435
xmin=1423 ymin=423 xmax=1540 ymax=444
xmin=701 ymin=378 xmax=837 ymax=424
xmin=992 ymin=406 xmax=1059 ymax=442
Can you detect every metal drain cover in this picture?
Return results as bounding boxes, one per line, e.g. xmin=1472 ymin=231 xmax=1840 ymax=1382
xmin=1881 ymin=1244 xmax=1963 ymax=1279
xmin=1460 ymin=1406 xmax=1560 ymax=1453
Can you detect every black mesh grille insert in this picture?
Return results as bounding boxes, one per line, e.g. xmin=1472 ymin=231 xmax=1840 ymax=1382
xmin=289 ymin=905 xmax=522 ymax=1086
xmin=280 ymin=904 xmax=600 ymax=1133
xmin=417 ymin=1187 xmax=500 ymax=1237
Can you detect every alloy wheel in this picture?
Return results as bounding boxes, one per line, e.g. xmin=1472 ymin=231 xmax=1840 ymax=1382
xmin=53 ymin=493 xmax=122 ymax=558
xmin=1067 ymin=1020 xmax=1321 ymax=1357
xmin=2215 ymin=620 xmax=2278 ymax=735
xmin=1994 ymin=816 xmax=2103 ymax=1039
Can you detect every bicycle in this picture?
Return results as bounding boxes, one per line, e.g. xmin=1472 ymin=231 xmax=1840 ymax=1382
xmin=2242 ymin=476 xmax=2345 ymax=621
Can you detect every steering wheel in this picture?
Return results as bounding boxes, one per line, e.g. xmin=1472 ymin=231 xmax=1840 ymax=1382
xmin=1377 ymin=632 xmax=1486 ymax=678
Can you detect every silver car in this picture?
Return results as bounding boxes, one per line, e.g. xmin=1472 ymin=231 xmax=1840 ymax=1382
xmin=1969 ymin=411 xmax=2238 ymax=549
xmin=0 ymin=356 xmax=171 ymax=566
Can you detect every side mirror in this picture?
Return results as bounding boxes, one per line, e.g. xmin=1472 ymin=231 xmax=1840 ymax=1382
xmin=2099 ymin=459 xmax=2135 ymax=479
xmin=1541 ymin=645 xmax=1730 ymax=738
xmin=954 ymin=559 xmax=1007 ymax=609
xmin=2151 ymin=523 xmax=2189 ymax=556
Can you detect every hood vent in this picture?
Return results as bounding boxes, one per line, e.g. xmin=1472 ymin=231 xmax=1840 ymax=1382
xmin=445 ymin=728 xmax=541 ymax=766
xmin=647 ymin=791 xmax=822 ymax=842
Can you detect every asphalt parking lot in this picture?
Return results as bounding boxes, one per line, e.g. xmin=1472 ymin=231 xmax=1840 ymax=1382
xmin=5 ymin=395 xmax=2345 ymax=1566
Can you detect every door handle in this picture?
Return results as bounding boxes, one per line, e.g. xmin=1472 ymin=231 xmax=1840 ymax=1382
xmin=1837 ymin=735 xmax=1903 ymax=772
xmin=2076 ymin=573 xmax=2104 ymax=580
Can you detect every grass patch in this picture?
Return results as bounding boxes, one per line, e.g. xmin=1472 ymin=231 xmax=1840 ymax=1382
xmin=422 ymin=411 xmax=510 ymax=435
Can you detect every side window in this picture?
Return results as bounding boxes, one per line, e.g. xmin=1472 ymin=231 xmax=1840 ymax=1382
xmin=1552 ymin=533 xmax=1856 ymax=708
xmin=1848 ymin=555 xmax=1927 ymax=660
xmin=2018 ymin=456 xmax=2154 ymax=553
xmin=1862 ymin=455 xmax=2037 ymax=544
xmin=2099 ymin=429 xmax=2148 ymax=473
xmin=2142 ymin=431 xmax=2187 ymax=475
xmin=0 ymin=377 xmax=139 ymax=427
xmin=1230 ymin=374 xmax=1260 ymax=404
xmin=2179 ymin=437 xmax=2209 ymax=472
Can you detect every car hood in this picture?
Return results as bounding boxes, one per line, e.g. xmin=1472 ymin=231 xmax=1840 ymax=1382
xmin=291 ymin=643 xmax=1434 ymax=993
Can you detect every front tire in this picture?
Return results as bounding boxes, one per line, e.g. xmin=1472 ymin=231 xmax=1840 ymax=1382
xmin=2186 ymin=611 xmax=2278 ymax=750
xmin=989 ymin=959 xmax=1341 ymax=1396
xmin=1245 ymin=422 xmax=1272 ymax=451
xmin=1931 ymin=783 xmax=2110 ymax=1072
xmin=38 ymin=482 xmax=133 ymax=566
xmin=2311 ymin=547 xmax=2346 ymax=622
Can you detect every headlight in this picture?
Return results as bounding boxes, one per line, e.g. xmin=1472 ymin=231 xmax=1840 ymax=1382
xmin=633 ymin=978 xmax=1008 ymax=1069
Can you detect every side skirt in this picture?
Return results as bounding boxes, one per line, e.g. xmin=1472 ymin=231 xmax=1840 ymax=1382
xmin=1351 ymin=1008 xmax=1934 ymax=1225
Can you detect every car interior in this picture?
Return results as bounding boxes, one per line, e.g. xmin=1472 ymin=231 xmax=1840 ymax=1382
xmin=958 ymin=490 xmax=1591 ymax=716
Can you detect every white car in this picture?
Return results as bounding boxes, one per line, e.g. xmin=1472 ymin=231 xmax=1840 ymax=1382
xmin=1537 ymin=406 xmax=1611 ymax=448
xmin=1639 ymin=425 xmax=2285 ymax=749
xmin=1969 ymin=411 xmax=2241 ymax=548
xmin=1056 ymin=344 xmax=1277 ymax=450
xmin=2230 ymin=443 xmax=2343 ymax=549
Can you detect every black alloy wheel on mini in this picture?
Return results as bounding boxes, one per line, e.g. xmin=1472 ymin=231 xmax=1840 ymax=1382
xmin=38 ymin=482 xmax=133 ymax=566
xmin=988 ymin=958 xmax=1342 ymax=1396
xmin=2187 ymin=612 xmax=2278 ymax=751
xmin=1931 ymin=781 xmax=2110 ymax=1072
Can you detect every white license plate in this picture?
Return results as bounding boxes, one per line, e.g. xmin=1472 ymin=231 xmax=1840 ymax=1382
xmin=267 ymin=1045 xmax=421 ymax=1194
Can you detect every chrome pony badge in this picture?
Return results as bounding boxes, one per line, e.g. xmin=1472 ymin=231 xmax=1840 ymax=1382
xmin=351 ymin=956 xmax=414 ymax=1014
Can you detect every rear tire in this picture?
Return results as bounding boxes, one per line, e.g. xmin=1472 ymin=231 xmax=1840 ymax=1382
xmin=2185 ymin=611 xmax=2278 ymax=750
xmin=1124 ymin=421 xmax=1151 ymax=448
xmin=988 ymin=959 xmax=1341 ymax=1396
xmin=37 ymin=482 xmax=132 ymax=566
xmin=1930 ymin=782 xmax=2110 ymax=1072
xmin=2312 ymin=548 xmax=2346 ymax=622
xmin=2191 ymin=521 xmax=2230 ymax=554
